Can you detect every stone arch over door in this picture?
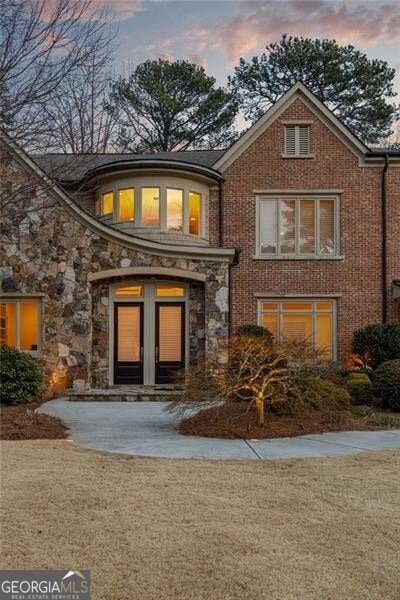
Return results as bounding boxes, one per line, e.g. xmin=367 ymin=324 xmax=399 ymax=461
xmin=89 ymin=263 xmax=229 ymax=388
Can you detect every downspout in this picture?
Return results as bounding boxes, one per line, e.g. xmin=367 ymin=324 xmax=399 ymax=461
xmin=381 ymin=154 xmax=389 ymax=323
xmin=219 ymin=179 xmax=224 ymax=247
xmin=228 ymin=249 xmax=241 ymax=337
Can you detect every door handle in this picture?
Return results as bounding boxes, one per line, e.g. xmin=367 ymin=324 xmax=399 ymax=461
xmin=155 ymin=346 xmax=159 ymax=362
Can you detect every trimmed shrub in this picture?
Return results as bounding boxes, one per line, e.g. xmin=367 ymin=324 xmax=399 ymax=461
xmin=346 ymin=372 xmax=372 ymax=405
xmin=0 ymin=345 xmax=42 ymax=405
xmin=236 ymin=323 xmax=273 ymax=342
xmin=372 ymin=359 xmax=400 ymax=411
xmin=352 ymin=323 xmax=400 ymax=370
xmin=301 ymin=379 xmax=351 ymax=412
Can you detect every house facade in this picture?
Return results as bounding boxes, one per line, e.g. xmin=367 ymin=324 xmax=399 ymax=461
xmin=1 ymin=83 xmax=399 ymax=394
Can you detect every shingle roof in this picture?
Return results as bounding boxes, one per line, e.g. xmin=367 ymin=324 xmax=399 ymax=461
xmin=34 ymin=150 xmax=226 ymax=181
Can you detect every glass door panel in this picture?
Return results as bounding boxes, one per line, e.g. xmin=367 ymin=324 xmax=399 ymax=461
xmin=155 ymin=303 xmax=185 ymax=384
xmin=114 ymin=303 xmax=143 ymax=384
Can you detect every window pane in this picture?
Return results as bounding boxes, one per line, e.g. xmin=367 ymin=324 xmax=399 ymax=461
xmin=262 ymin=302 xmax=278 ymax=311
xmin=117 ymin=306 xmax=140 ymax=361
xmin=188 ymin=192 xmax=201 ymax=235
xmin=115 ymin=286 xmax=143 ymax=298
xmin=259 ymin=200 xmax=277 ymax=254
xmin=319 ymin=199 xmax=335 ymax=254
xmin=282 ymin=302 xmax=312 ymax=311
xmin=20 ymin=303 xmax=39 ymax=351
xmin=316 ymin=314 xmax=333 ymax=360
xmin=102 ymin=192 xmax=113 ymax=215
xmin=300 ymin=200 xmax=315 ymax=253
xmin=0 ymin=303 xmax=16 ymax=347
xmin=166 ymin=189 xmax=183 ymax=232
xmin=279 ymin=199 xmax=296 ymax=254
xmin=95 ymin=197 xmax=101 ymax=216
xmin=316 ymin=302 xmax=332 ymax=311
xmin=158 ymin=305 xmax=183 ymax=361
xmin=118 ymin=188 xmax=134 ymax=222
xmin=156 ymin=285 xmax=185 ymax=297
xmin=262 ymin=314 xmax=278 ymax=339
xmin=142 ymin=188 xmax=160 ymax=227
xmin=282 ymin=314 xmax=312 ymax=343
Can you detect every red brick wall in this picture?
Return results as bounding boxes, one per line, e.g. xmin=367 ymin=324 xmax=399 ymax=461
xmin=215 ymin=98 xmax=400 ymax=364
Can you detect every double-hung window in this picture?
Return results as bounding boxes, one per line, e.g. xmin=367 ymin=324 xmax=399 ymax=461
xmin=259 ymin=299 xmax=335 ymax=360
xmin=258 ymin=196 xmax=337 ymax=257
xmin=0 ymin=299 xmax=41 ymax=353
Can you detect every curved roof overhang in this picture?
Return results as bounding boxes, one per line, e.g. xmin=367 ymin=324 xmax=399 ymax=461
xmin=1 ymin=128 xmax=235 ymax=264
xmin=83 ymin=159 xmax=224 ymax=185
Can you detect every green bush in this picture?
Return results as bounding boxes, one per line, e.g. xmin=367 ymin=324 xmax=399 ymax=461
xmin=272 ymin=378 xmax=351 ymax=416
xmin=352 ymin=323 xmax=400 ymax=370
xmin=0 ymin=345 xmax=42 ymax=405
xmin=346 ymin=372 xmax=372 ymax=405
xmin=372 ymin=359 xmax=400 ymax=411
xmin=236 ymin=323 xmax=273 ymax=342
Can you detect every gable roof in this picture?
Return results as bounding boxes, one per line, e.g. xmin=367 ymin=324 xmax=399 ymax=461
xmin=34 ymin=149 xmax=225 ymax=182
xmin=214 ymin=81 xmax=374 ymax=171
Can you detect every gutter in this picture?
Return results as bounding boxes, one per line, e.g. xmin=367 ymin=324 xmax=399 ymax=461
xmin=381 ymin=153 xmax=389 ymax=323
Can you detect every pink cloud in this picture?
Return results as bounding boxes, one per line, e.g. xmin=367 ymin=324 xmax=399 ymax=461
xmin=188 ymin=0 xmax=400 ymax=66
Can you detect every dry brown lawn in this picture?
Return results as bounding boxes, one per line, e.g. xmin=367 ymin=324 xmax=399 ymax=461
xmin=1 ymin=441 xmax=399 ymax=600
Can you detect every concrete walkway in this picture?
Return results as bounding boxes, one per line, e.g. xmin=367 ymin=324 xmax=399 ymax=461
xmin=39 ymin=399 xmax=400 ymax=461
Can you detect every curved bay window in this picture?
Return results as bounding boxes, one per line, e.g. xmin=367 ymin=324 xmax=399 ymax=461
xmin=96 ymin=184 xmax=203 ymax=236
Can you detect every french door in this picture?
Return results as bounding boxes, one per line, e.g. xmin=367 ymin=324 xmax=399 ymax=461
xmin=114 ymin=303 xmax=143 ymax=384
xmin=155 ymin=302 xmax=185 ymax=384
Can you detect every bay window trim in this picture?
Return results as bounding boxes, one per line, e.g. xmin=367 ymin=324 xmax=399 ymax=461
xmin=255 ymin=193 xmax=341 ymax=259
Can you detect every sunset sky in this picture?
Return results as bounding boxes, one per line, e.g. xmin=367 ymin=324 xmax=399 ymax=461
xmin=102 ymin=0 xmax=400 ymax=96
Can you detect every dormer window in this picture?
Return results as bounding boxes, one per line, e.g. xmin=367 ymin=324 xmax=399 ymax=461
xmin=284 ymin=125 xmax=311 ymax=157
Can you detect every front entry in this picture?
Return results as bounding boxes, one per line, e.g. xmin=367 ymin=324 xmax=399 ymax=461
xmin=112 ymin=282 xmax=187 ymax=385
xmin=155 ymin=302 xmax=185 ymax=384
xmin=114 ymin=303 xmax=144 ymax=384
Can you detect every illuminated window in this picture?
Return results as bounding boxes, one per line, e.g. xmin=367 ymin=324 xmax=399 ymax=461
xmin=141 ymin=187 xmax=160 ymax=227
xmin=166 ymin=189 xmax=183 ymax=232
xmin=0 ymin=301 xmax=41 ymax=352
xmin=115 ymin=286 xmax=143 ymax=298
xmin=156 ymin=285 xmax=185 ymax=297
xmin=259 ymin=299 xmax=335 ymax=360
xmin=102 ymin=191 xmax=113 ymax=216
xmin=118 ymin=188 xmax=135 ymax=222
xmin=259 ymin=197 xmax=337 ymax=256
xmin=189 ymin=192 xmax=201 ymax=236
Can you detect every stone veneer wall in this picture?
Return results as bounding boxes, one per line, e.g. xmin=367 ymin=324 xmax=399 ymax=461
xmin=0 ymin=155 xmax=230 ymax=393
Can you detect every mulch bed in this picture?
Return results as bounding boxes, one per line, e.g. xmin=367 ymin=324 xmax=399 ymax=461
xmin=0 ymin=401 xmax=68 ymax=440
xmin=177 ymin=402 xmax=382 ymax=440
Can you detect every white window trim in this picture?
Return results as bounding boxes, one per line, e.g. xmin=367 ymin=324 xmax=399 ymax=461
xmin=255 ymin=194 xmax=341 ymax=259
xmin=257 ymin=297 xmax=337 ymax=361
xmin=0 ymin=298 xmax=42 ymax=355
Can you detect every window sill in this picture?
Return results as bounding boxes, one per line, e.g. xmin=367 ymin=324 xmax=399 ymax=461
xmin=281 ymin=153 xmax=315 ymax=159
xmin=253 ymin=255 xmax=344 ymax=261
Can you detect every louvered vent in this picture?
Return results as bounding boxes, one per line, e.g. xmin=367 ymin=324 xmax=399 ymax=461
xmin=285 ymin=126 xmax=296 ymax=154
xmin=298 ymin=125 xmax=310 ymax=155
xmin=284 ymin=125 xmax=310 ymax=155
